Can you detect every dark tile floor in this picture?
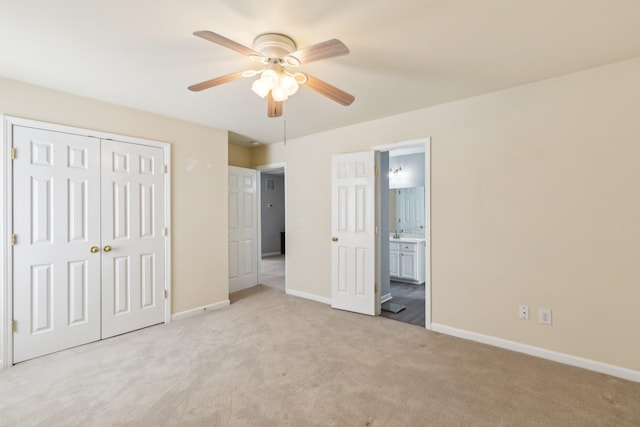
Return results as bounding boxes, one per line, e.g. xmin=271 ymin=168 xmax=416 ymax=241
xmin=380 ymin=281 xmax=425 ymax=327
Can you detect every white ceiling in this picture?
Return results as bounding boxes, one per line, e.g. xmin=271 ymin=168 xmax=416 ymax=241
xmin=2 ymin=1 xmax=640 ymax=146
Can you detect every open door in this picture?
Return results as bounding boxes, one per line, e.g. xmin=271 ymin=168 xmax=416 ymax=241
xmin=228 ymin=166 xmax=258 ymax=293
xmin=331 ymin=151 xmax=377 ymax=315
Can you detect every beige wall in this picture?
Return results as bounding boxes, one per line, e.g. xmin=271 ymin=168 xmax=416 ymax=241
xmin=228 ymin=144 xmax=252 ymax=168
xmin=252 ymin=58 xmax=640 ymax=371
xmin=0 ymin=77 xmax=230 ymax=316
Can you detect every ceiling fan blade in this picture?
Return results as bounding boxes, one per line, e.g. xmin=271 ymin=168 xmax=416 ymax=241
xmin=286 ymin=39 xmax=349 ymax=65
xmin=302 ymin=74 xmax=355 ymax=106
xmin=188 ymin=72 xmax=244 ymax=92
xmin=194 ymin=30 xmax=262 ymax=58
xmin=267 ymin=92 xmax=283 ymax=118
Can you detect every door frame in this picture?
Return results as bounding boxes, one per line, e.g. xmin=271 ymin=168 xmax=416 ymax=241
xmin=372 ymin=137 xmax=431 ymax=329
xmin=255 ymin=162 xmax=287 ymax=293
xmin=0 ymin=115 xmax=172 ymax=368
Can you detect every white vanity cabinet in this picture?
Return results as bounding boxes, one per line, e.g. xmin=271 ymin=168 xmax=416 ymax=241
xmin=389 ymin=243 xmax=401 ymax=277
xmin=389 ymin=239 xmax=426 ymax=284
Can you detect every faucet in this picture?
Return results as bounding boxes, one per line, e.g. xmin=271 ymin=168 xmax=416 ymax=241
xmin=393 ymin=229 xmax=400 ymax=239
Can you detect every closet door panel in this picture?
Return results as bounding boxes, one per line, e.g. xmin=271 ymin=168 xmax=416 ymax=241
xmin=101 ymin=140 xmax=165 ymax=338
xmin=12 ymin=126 xmax=101 ymax=363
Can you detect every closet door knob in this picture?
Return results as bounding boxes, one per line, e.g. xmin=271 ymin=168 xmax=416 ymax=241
xmin=331 ymin=237 xmax=339 ymax=242
xmin=90 ymin=246 xmax=100 ymax=253
xmin=103 ymin=245 xmax=112 ymax=252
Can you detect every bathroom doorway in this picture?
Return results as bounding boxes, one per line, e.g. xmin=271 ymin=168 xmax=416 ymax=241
xmin=257 ymin=163 xmax=287 ymax=293
xmin=374 ymin=140 xmax=430 ymax=328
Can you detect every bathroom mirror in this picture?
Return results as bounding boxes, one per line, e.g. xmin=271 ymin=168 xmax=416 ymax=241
xmin=389 ymin=186 xmax=425 ymax=236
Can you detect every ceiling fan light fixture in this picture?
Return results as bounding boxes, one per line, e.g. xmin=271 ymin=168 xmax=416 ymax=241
xmin=251 ymin=79 xmax=270 ymax=98
xmin=280 ymin=74 xmax=299 ymax=96
xmin=271 ymin=85 xmax=288 ymax=102
xmin=293 ymin=72 xmax=308 ymax=85
xmin=189 ymin=31 xmax=354 ymax=118
xmin=260 ymin=69 xmax=279 ymax=89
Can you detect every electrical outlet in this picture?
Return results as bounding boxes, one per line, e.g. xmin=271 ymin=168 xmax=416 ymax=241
xmin=519 ymin=305 xmax=529 ymax=320
xmin=539 ymin=308 xmax=552 ymax=325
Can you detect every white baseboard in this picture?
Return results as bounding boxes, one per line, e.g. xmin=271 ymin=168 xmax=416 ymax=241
xmin=286 ymin=289 xmax=331 ymax=305
xmin=431 ymin=323 xmax=640 ymax=383
xmin=171 ymin=300 xmax=230 ymax=321
xmin=381 ymin=293 xmax=393 ymax=304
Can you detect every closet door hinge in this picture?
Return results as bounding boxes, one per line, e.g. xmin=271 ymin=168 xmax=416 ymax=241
xmin=11 ymin=234 xmax=17 ymax=246
xmin=12 ymin=320 xmax=17 ymax=332
xmin=163 ymin=165 xmax=168 ymax=174
xmin=10 ymin=147 xmax=17 ymax=159
xmin=374 ymin=167 xmax=379 ymax=176
xmin=163 ymin=227 xmax=168 ymax=236
xmin=163 ymin=290 xmax=169 ymax=299
xmin=374 ymin=283 xmax=379 ymax=293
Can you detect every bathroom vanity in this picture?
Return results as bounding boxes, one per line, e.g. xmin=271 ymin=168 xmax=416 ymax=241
xmin=389 ymin=238 xmax=426 ymax=284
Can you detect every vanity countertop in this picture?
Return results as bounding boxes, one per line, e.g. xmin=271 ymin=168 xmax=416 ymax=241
xmin=389 ymin=237 xmax=426 ymax=243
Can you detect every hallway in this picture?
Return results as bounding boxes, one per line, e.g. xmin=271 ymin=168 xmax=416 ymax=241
xmin=260 ymin=254 xmax=285 ymax=292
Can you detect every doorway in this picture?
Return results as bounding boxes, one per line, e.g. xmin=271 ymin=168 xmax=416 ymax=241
xmin=257 ymin=163 xmax=287 ymax=293
xmin=328 ymin=140 xmax=430 ymax=325
xmin=373 ymin=139 xmax=431 ymax=329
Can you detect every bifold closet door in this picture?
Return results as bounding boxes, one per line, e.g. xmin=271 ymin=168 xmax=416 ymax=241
xmin=12 ymin=127 xmax=102 ymax=363
xmin=100 ymin=140 xmax=166 ymax=338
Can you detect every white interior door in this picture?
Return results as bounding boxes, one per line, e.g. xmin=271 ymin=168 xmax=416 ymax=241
xmin=12 ymin=126 xmax=101 ymax=363
xmin=101 ymin=140 xmax=166 ymax=338
xmin=11 ymin=123 xmax=168 ymax=363
xmin=228 ymin=166 xmax=258 ymax=293
xmin=331 ymin=151 xmax=377 ymax=315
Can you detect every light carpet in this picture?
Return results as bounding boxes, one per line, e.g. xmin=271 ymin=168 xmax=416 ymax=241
xmin=1 ymin=285 xmax=639 ymax=426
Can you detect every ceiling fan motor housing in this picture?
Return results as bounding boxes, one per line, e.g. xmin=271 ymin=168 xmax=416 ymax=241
xmin=253 ymin=33 xmax=297 ymax=59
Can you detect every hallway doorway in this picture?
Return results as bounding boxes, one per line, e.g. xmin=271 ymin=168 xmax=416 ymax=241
xmin=257 ymin=163 xmax=287 ymax=293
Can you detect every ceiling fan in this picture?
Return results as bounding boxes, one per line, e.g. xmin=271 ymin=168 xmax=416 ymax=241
xmin=188 ymin=31 xmax=355 ymax=118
